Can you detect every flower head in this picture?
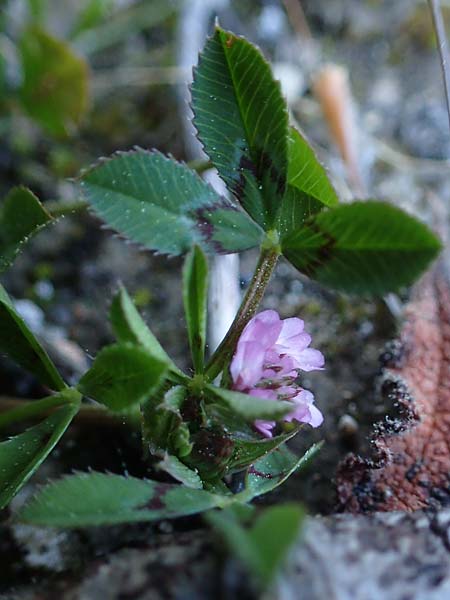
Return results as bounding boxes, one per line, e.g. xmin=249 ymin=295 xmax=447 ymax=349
xmin=230 ymin=310 xmax=324 ymax=438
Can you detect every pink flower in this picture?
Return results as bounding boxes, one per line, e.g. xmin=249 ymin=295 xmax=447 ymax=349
xmin=230 ymin=310 xmax=324 ymax=438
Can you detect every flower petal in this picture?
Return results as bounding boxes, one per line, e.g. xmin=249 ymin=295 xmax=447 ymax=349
xmin=294 ymin=389 xmax=315 ymax=404
xmin=308 ymin=404 xmax=324 ymax=427
xmin=249 ymin=388 xmax=278 ymax=401
xmin=284 ymin=388 xmax=323 ymax=427
xmin=262 ymin=352 xmax=296 ymax=379
xmin=278 ymin=317 xmax=304 ymax=340
xmin=283 ymin=402 xmax=310 ymax=423
xmin=254 ymin=419 xmax=276 ymax=438
xmin=240 ymin=310 xmax=282 ymax=349
xmin=291 ymin=348 xmax=325 ymax=372
xmin=230 ymin=341 xmax=265 ymax=389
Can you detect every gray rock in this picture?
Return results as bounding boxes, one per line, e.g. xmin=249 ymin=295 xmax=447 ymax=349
xmin=273 ymin=510 xmax=450 ymax=600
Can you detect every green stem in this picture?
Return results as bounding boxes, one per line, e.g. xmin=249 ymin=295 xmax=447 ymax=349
xmin=0 ymin=396 xmax=132 ymax=430
xmin=0 ymin=395 xmax=71 ymax=429
xmin=46 ymin=199 xmax=88 ymax=218
xmin=205 ymin=246 xmax=279 ymax=381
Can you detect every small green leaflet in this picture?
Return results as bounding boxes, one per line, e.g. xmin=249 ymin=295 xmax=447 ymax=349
xmin=276 ymin=185 xmax=325 ymax=239
xmin=192 ymin=26 xmax=288 ymax=230
xmin=80 ymin=149 xmax=262 ymax=256
xmin=157 ymin=454 xmax=203 ymax=489
xmin=19 ymin=27 xmax=89 ymax=136
xmin=275 ymin=127 xmax=339 ymax=238
xmin=0 ymin=187 xmax=53 ymax=272
xmin=238 ymin=441 xmax=323 ymax=501
xmin=0 ymin=285 xmax=66 ymax=391
xmin=226 ymin=426 xmax=302 ymax=474
xmin=142 ymin=385 xmax=192 ymax=458
xmin=0 ymin=396 xmax=80 ymax=509
xmin=16 ymin=471 xmax=226 ymax=527
xmin=183 ymin=246 xmax=208 ymax=373
xmin=282 ymin=201 xmax=442 ymax=294
xmin=110 ymin=285 xmax=185 ymax=380
xmin=287 ymin=127 xmax=338 ymax=208
xmin=206 ymin=503 xmax=304 ymax=588
xmin=206 ymin=385 xmax=293 ymax=420
xmin=77 ymin=343 xmax=167 ymax=412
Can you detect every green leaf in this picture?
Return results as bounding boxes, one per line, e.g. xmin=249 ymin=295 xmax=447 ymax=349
xmin=0 ymin=187 xmax=52 ymax=272
xmin=0 ymin=285 xmax=66 ymax=390
xmin=227 ymin=426 xmax=302 ymax=474
xmin=276 ymin=185 xmax=325 ymax=239
xmin=192 ymin=26 xmax=288 ymax=229
xmin=77 ymin=344 xmax=167 ymax=412
xmin=198 ymin=205 xmax=264 ymax=253
xmin=142 ymin=385 xmax=192 ymax=458
xmin=282 ymin=201 xmax=442 ymax=294
xmin=16 ymin=471 xmax=225 ymax=527
xmin=19 ymin=27 xmax=89 ymax=136
xmin=239 ymin=442 xmax=323 ymax=501
xmin=287 ymin=127 xmax=338 ymax=208
xmin=183 ymin=246 xmax=208 ymax=373
xmin=206 ymin=503 xmax=304 ymax=588
xmin=80 ymin=149 xmax=262 ymax=255
xmin=110 ymin=285 xmax=184 ymax=380
xmin=0 ymin=396 xmax=80 ymax=509
xmin=248 ymin=504 xmax=304 ymax=584
xmin=157 ymin=454 xmax=203 ymax=489
xmin=206 ymin=385 xmax=293 ymax=420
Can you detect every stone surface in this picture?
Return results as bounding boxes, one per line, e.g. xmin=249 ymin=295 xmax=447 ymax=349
xmin=5 ymin=511 xmax=450 ymax=600
xmin=273 ymin=509 xmax=450 ymax=600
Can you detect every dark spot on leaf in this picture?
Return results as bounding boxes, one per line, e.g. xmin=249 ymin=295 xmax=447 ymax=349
xmin=231 ymin=155 xmax=257 ymax=203
xmin=300 ymin=222 xmax=337 ymax=277
xmin=195 ymin=200 xmax=237 ymax=254
xmin=247 ymin=467 xmax=274 ymax=480
xmin=193 ymin=333 xmax=203 ymax=349
xmin=140 ymin=484 xmax=167 ymax=510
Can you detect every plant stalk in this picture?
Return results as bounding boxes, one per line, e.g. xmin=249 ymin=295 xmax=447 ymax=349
xmin=0 ymin=397 xmax=128 ymax=430
xmin=205 ymin=247 xmax=279 ymax=381
xmin=0 ymin=395 xmax=72 ymax=429
xmin=429 ymin=0 xmax=450 ymax=130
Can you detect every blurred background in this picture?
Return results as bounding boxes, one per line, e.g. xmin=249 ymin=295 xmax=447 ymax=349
xmin=1 ymin=0 xmax=450 ymax=513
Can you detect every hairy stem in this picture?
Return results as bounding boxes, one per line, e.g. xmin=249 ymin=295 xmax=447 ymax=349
xmin=0 ymin=396 xmax=129 ymax=430
xmin=429 ymin=0 xmax=450 ymax=130
xmin=205 ymin=247 xmax=279 ymax=381
xmin=0 ymin=395 xmax=73 ymax=429
xmin=46 ymin=199 xmax=88 ymax=217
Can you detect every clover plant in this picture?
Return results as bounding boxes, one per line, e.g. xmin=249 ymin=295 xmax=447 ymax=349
xmin=0 ymin=26 xmax=441 ymax=528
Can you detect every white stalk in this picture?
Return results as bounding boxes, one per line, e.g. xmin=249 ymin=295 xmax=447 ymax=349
xmin=176 ymin=0 xmax=240 ymax=354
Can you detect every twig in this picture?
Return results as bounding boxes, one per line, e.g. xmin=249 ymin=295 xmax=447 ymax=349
xmin=313 ymin=64 xmax=367 ymax=197
xmin=282 ymin=0 xmax=312 ymax=39
xmin=429 ymin=0 xmax=450 ymax=131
